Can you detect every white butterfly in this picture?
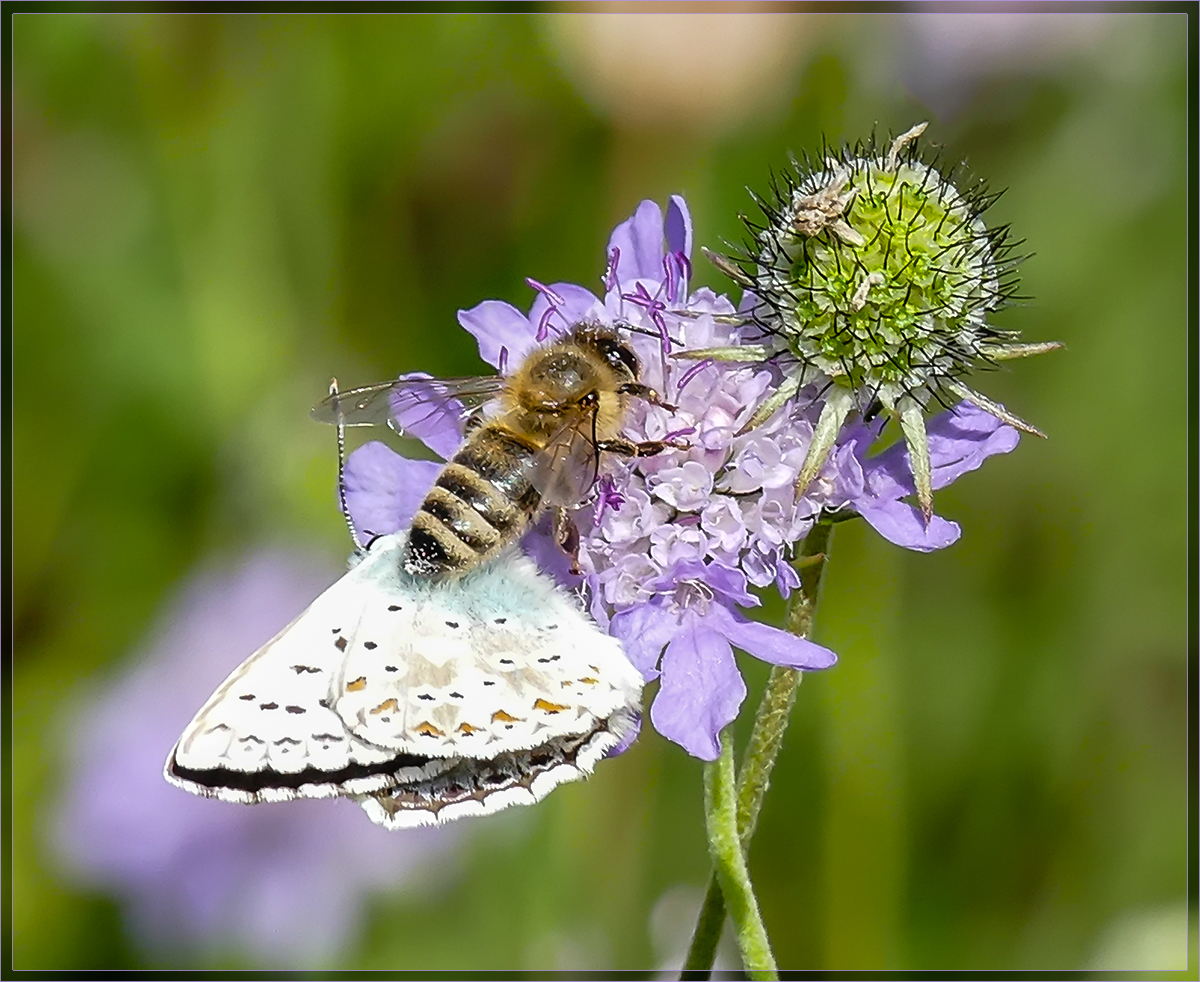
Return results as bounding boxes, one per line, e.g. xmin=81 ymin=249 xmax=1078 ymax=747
xmin=164 ymin=532 xmax=644 ymax=829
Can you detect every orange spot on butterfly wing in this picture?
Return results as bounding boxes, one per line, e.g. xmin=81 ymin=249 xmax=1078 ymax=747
xmin=491 ymin=709 xmax=523 ymax=723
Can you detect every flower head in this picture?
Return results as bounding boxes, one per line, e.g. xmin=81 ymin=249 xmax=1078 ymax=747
xmin=702 ymin=123 xmax=1062 ymax=520
xmin=344 ymin=196 xmax=1023 ymax=760
xmin=51 ymin=550 xmax=456 ymax=967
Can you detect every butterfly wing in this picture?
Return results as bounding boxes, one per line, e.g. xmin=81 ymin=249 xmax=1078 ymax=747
xmin=347 ymin=549 xmax=643 ymax=828
xmin=165 ymin=534 xmax=644 ymax=826
xmin=333 ymin=548 xmax=641 ymax=758
xmin=165 ymin=535 xmax=457 ymax=803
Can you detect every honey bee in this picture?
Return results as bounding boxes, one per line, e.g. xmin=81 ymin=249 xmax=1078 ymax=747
xmin=313 ymin=322 xmax=683 ymax=578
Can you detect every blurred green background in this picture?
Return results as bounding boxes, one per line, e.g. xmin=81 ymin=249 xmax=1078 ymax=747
xmin=12 ymin=11 xmax=1189 ymax=973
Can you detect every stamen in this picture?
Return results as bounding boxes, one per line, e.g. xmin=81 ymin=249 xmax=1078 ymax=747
xmin=675 ymin=358 xmax=714 ymax=398
xmin=603 ymin=247 xmax=621 ymax=293
xmin=594 ymin=475 xmax=625 ymax=527
xmin=661 ymin=250 xmax=692 ymax=303
xmin=621 ymin=282 xmax=671 ymax=356
xmin=667 ymin=248 xmax=696 ymax=302
xmin=667 ymin=578 xmax=714 ymax=614
xmin=498 ymin=345 xmax=509 ymax=375
xmin=662 ymin=253 xmax=678 ymax=303
xmin=526 ymin=278 xmax=566 ymax=342
xmin=663 ymin=425 xmax=697 ymax=443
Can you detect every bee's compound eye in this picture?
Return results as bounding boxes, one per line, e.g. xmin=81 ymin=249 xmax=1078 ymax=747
xmin=598 ymin=337 xmax=639 ymax=378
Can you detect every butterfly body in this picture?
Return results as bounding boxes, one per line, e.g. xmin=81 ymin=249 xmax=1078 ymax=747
xmin=165 ymin=533 xmax=643 ymax=827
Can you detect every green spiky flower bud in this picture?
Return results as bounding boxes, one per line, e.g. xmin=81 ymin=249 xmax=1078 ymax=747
xmin=697 ymin=123 xmax=1062 ymax=520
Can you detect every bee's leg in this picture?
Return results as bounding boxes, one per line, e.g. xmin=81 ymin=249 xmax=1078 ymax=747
xmin=596 ymin=436 xmax=691 ymax=457
xmin=552 ymin=506 xmax=582 ymax=576
xmin=617 ymin=382 xmax=677 ymax=414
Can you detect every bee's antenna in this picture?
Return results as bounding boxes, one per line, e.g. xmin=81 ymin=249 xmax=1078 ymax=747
xmin=616 ymin=320 xmax=683 ymax=349
xmin=328 ymin=378 xmax=365 ymax=552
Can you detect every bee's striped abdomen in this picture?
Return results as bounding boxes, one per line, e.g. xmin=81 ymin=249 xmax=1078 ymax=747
xmin=404 ymin=427 xmax=543 ymax=578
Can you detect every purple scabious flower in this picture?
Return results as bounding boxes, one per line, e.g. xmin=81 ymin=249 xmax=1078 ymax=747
xmin=50 ymin=550 xmax=456 ymax=967
xmin=343 ymin=197 xmax=1021 ymax=761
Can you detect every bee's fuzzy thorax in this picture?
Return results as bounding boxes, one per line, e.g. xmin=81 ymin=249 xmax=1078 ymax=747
xmin=405 ymin=322 xmax=648 ymax=579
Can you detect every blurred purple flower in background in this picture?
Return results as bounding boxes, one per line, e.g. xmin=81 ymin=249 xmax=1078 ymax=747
xmin=51 ymin=549 xmax=457 ymax=968
xmin=342 ymin=197 xmax=1021 ymax=761
xmin=895 ymin=14 xmax=1115 ymax=119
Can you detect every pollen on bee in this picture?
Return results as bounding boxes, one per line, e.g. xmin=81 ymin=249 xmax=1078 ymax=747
xmin=457 ymin=722 xmax=481 ymax=735
xmin=346 ymin=676 xmax=367 ymax=691
xmin=415 ymin=721 xmax=446 ymax=737
xmin=578 ymin=677 xmax=599 ymax=685
xmin=533 ymin=698 xmax=570 ymax=714
xmin=370 ymin=698 xmax=400 ymax=715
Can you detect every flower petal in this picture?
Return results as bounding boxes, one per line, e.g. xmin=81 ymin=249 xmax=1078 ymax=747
xmin=666 ymin=194 xmax=693 ymax=259
xmin=650 ymin=615 xmax=747 ymax=760
xmin=708 ymin=603 xmax=838 ymax=669
xmin=458 ymin=300 xmax=536 ymax=368
xmin=609 ymin=600 xmax=680 ymax=680
xmin=518 ymin=519 xmax=580 ymax=593
xmin=927 ymin=401 xmax=1021 ymax=490
xmin=603 ymin=710 xmax=642 ymax=759
xmin=648 ymin=559 xmax=759 ymax=609
xmin=865 ymin=401 xmax=1019 ymax=497
xmin=857 ymin=496 xmax=961 ymax=552
xmin=343 ymin=442 xmax=441 ymax=538
xmin=527 ymin=282 xmax=603 ymax=339
xmin=608 ymin=199 xmax=666 ymax=282
xmin=388 ymin=373 xmax=467 ymax=460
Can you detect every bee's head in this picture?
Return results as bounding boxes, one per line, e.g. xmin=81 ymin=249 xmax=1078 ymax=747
xmin=571 ymin=323 xmax=640 ymax=382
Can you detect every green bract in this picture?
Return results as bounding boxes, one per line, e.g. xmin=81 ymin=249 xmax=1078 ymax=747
xmin=694 ymin=123 xmax=1062 ymax=520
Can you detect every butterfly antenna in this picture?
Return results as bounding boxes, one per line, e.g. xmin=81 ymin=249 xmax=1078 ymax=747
xmin=329 ymin=378 xmax=365 ymax=552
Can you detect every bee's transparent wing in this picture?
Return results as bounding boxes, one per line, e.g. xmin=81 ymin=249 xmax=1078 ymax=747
xmin=529 ymin=417 xmax=602 ymax=506
xmin=311 ymin=373 xmax=506 ymax=441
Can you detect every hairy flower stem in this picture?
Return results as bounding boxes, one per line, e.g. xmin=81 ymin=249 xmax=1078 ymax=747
xmin=701 ymin=729 xmax=777 ymax=980
xmin=681 ymin=522 xmax=833 ymax=980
